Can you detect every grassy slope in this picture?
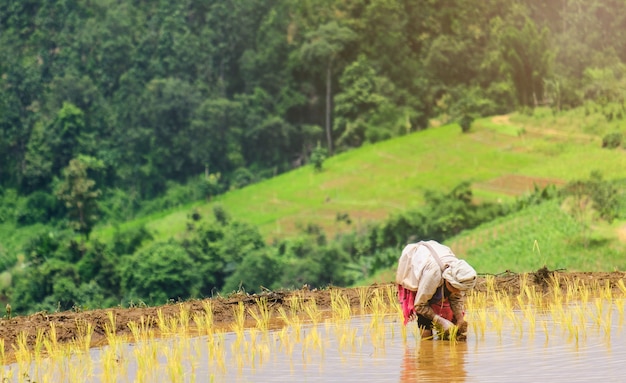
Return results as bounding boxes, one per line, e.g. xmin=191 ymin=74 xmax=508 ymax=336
xmin=4 ymin=107 xmax=626 ymax=275
xmin=94 ymin=108 xmax=625 ymax=244
xmin=362 ymin=199 xmax=626 ymax=286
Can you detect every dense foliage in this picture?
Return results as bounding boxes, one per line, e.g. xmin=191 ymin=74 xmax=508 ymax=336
xmin=3 ymin=0 xmax=626 ymax=217
xmin=5 ymin=181 xmax=569 ymax=314
xmin=2 ymin=0 xmax=626 ymax=314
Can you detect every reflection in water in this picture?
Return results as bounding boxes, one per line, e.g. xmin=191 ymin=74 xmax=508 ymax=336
xmin=400 ymin=341 xmax=467 ymax=383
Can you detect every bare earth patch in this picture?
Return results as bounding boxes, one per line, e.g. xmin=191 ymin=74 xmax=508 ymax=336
xmin=476 ymin=174 xmax=566 ymax=196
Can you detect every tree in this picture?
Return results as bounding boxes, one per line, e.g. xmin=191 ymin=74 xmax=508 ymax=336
xmin=189 ymin=97 xmax=245 ymax=176
xmin=300 ymin=21 xmax=357 ymax=155
xmin=120 ymin=241 xmax=201 ymax=305
xmin=333 ymin=55 xmax=409 ymax=148
xmin=221 ymin=248 xmax=281 ymax=293
xmin=55 ymin=156 xmax=103 ymax=241
xmin=49 ymin=102 xmax=88 ymax=176
xmin=310 ymin=142 xmax=327 ymax=172
xmin=500 ymin=17 xmax=553 ymax=109
xmin=449 ymin=86 xmax=494 ymax=133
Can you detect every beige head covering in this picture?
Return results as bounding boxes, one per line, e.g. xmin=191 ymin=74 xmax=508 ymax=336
xmin=442 ymin=259 xmax=477 ymax=290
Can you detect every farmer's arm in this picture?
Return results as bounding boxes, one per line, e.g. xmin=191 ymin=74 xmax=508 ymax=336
xmin=412 ymin=267 xmax=440 ymax=320
xmin=448 ymin=291 xmax=466 ymax=323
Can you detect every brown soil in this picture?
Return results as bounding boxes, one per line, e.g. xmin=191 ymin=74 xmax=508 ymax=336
xmin=476 ymin=174 xmax=567 ymax=196
xmin=0 ymin=270 xmax=624 ymax=363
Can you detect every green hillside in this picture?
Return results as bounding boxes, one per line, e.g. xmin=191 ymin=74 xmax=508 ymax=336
xmin=93 ymin=108 xmax=626 ymax=248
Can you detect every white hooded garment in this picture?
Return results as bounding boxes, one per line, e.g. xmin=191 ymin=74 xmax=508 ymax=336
xmin=395 ymin=240 xmax=459 ymax=310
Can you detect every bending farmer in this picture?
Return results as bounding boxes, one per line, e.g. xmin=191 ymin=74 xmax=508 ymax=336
xmin=396 ymin=240 xmax=477 ymax=340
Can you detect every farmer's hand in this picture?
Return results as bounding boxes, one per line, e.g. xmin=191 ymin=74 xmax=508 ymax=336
xmin=433 ymin=315 xmax=454 ymax=332
xmin=456 ymin=320 xmax=468 ymax=341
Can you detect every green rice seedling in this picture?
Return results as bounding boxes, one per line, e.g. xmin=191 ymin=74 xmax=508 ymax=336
xmin=288 ymin=294 xmax=304 ymax=317
xmin=276 ymin=306 xmax=291 ymax=327
xmin=203 ymin=300 xmax=214 ymax=328
xmin=248 ymin=297 xmax=271 ymax=332
xmin=128 ymin=317 xmax=151 ymax=344
xmin=593 ymin=297 xmax=604 ymax=327
xmin=485 ymin=275 xmax=496 ymax=295
xmin=383 ymin=284 xmax=398 ymax=311
xmin=192 ymin=301 xmax=215 ymax=338
xmin=330 ymin=289 xmax=352 ymax=321
xmin=579 ymin=281 xmax=590 ymax=305
xmin=518 ymin=273 xmax=529 ymax=293
xmin=75 ymin=319 xmax=94 ymax=354
xmin=31 ymin=328 xmax=45 ymax=366
xmin=178 ymin=304 xmax=191 ymax=336
xmin=277 ymin=306 xmax=303 ymax=341
xmin=369 ymin=288 xmax=388 ymax=319
xmin=303 ymin=298 xmax=321 ymax=325
xmin=0 ymin=339 xmax=6 ymax=380
xmin=447 ymin=325 xmax=460 ymax=343
xmin=157 ymin=309 xmax=169 ymax=336
xmin=42 ymin=323 xmax=62 ymax=367
xmin=400 ymin=319 xmax=408 ymax=342
xmin=357 ymin=286 xmax=370 ymax=315
xmin=231 ymin=301 xmax=246 ymax=340
xmin=549 ymin=273 xmax=562 ymax=303
xmin=104 ymin=311 xmax=117 ymax=340
xmin=617 ymin=279 xmax=626 ymax=296
xmin=600 ymin=279 xmax=613 ymax=302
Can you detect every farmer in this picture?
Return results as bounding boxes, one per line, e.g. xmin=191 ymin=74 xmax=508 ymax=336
xmin=396 ymin=240 xmax=477 ymax=340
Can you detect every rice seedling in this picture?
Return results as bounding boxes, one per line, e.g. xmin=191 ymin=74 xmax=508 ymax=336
xmin=356 ymin=287 xmax=370 ymax=315
xmin=178 ymin=304 xmax=191 ymax=336
xmin=231 ymin=301 xmax=246 ymax=340
xmin=303 ymin=298 xmax=321 ymax=325
xmin=2 ymin=277 xmax=624 ymax=382
xmin=13 ymin=332 xmax=32 ymax=379
xmin=330 ymin=289 xmax=352 ymax=321
xmin=248 ymin=297 xmax=272 ymax=333
xmin=617 ymin=279 xmax=626 ymax=296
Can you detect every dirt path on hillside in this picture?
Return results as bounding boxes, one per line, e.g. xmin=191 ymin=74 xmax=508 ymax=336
xmin=491 ymin=114 xmax=598 ymax=143
xmin=0 ymin=270 xmax=624 ymax=364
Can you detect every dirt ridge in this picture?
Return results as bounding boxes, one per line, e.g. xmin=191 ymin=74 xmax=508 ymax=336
xmin=0 ymin=270 xmax=624 ymax=363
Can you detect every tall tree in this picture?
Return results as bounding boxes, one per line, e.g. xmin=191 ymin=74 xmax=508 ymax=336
xmin=500 ymin=17 xmax=553 ymax=108
xmin=55 ymin=156 xmax=102 ymax=241
xmin=300 ymin=21 xmax=356 ymax=155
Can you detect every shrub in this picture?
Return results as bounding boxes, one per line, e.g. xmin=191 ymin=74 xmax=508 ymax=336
xmin=602 ymin=132 xmax=622 ymax=149
xmin=310 ymin=144 xmax=328 ymax=172
xmin=15 ymin=191 xmax=62 ymax=226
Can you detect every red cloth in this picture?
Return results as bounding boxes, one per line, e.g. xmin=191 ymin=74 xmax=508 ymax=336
xmin=398 ymin=284 xmax=455 ymax=325
xmin=398 ymin=284 xmax=416 ymax=325
xmin=430 ymin=299 xmax=454 ymax=322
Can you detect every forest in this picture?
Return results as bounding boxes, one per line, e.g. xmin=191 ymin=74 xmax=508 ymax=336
xmin=1 ymin=0 xmax=626 ymax=315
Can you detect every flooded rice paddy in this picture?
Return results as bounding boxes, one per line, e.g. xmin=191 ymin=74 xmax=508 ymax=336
xmin=4 ymin=300 xmax=625 ymax=382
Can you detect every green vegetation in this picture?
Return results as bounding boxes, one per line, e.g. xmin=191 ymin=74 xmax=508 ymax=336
xmin=2 ymin=0 xmax=626 ymax=315
xmin=91 ymin=110 xmax=626 ymax=244
xmin=451 ymin=201 xmax=625 ymax=273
